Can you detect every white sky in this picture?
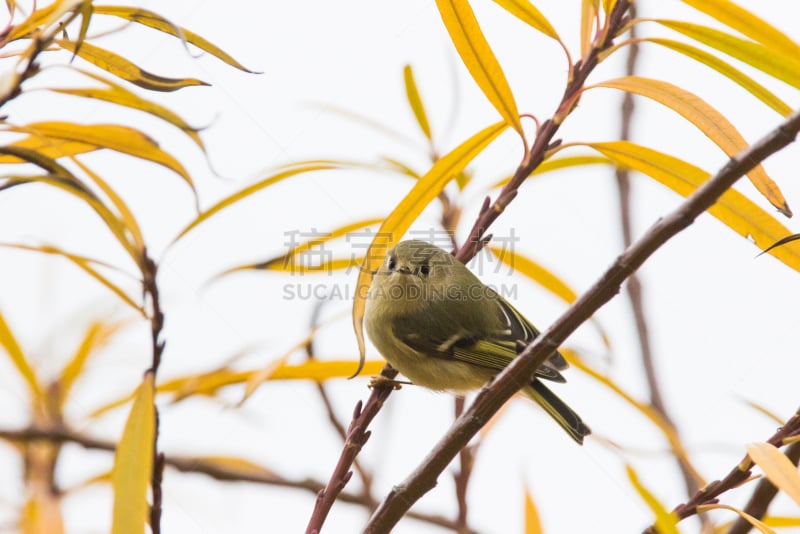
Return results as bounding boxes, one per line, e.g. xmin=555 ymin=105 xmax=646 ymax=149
xmin=1 ymin=1 xmax=800 ymax=533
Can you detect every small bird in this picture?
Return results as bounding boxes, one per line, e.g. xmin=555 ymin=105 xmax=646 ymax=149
xmin=365 ymin=240 xmax=590 ymax=444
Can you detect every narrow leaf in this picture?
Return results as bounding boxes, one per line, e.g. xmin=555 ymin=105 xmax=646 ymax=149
xmin=403 ymin=65 xmax=432 ymax=141
xmin=697 ymin=504 xmax=776 ymax=534
xmin=0 ymin=136 xmax=97 ymax=163
xmin=524 ymin=486 xmax=543 ymax=534
xmin=746 ymin=442 xmax=800 ymax=506
xmin=47 ymin=80 xmax=204 ymax=150
xmin=93 ymin=5 xmax=257 ymax=73
xmin=0 ymin=310 xmax=41 ymax=398
xmin=435 ymin=0 xmax=523 ymax=136
xmin=585 ymin=141 xmax=800 ymax=272
xmin=594 ymin=76 xmax=791 ymax=216
xmin=678 ymin=0 xmax=800 ymax=59
xmin=352 ymin=121 xmax=507 ymax=369
xmin=759 ymin=234 xmax=800 ymax=257
xmin=20 ymin=121 xmax=195 ymax=192
xmin=490 ymin=0 xmax=560 ymax=41
xmin=6 ymin=0 xmax=82 ymax=41
xmin=566 ymin=349 xmax=704 ymax=485
xmin=656 ymin=20 xmax=800 ymax=90
xmin=111 ymin=373 xmax=155 ymax=534
xmin=580 ymin=0 xmax=598 ymax=57
xmin=56 ymin=39 xmax=208 ymax=92
xmin=59 ymin=321 xmax=125 ymax=405
xmin=645 ymin=38 xmax=792 ymax=117
xmin=173 ymin=163 xmax=338 ymax=241
xmin=491 ymin=154 xmax=613 ymax=189
xmin=626 ymin=464 xmax=680 ymax=534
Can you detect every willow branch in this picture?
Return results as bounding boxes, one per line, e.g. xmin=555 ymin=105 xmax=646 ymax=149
xmin=644 ymin=407 xmax=800 ymax=533
xmin=726 ymin=440 xmax=800 ymax=534
xmin=365 ymin=107 xmax=800 ymax=533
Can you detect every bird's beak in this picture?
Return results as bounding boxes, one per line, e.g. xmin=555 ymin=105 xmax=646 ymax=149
xmin=397 ymin=265 xmax=412 ymax=274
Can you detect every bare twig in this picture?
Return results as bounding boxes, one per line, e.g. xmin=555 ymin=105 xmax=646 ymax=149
xmin=644 ymin=408 xmax=800 ymax=533
xmin=726 ymin=440 xmax=800 ymax=534
xmin=613 ymin=0 xmax=702 ymax=504
xmin=365 ymin=108 xmax=800 ymax=533
xmin=305 ymin=365 xmax=399 ymax=534
xmin=452 ymin=397 xmax=474 ymax=534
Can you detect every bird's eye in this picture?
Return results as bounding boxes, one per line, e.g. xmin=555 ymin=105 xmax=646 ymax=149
xmin=419 ymin=264 xmax=430 ymax=276
xmin=388 ymin=257 xmax=396 ymax=270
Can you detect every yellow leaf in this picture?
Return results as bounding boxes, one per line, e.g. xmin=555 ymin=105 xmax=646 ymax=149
xmin=71 ymin=157 xmax=145 ymax=260
xmin=219 ymin=218 xmax=381 ymax=277
xmin=59 ymin=321 xmax=126 ymax=405
xmin=489 ymin=245 xmax=576 ymax=303
xmin=763 ymin=517 xmax=800 ymax=528
xmin=491 ymin=154 xmax=612 ymax=189
xmin=645 ymin=38 xmax=792 ymax=117
xmin=746 ymin=443 xmax=800 ymax=506
xmin=173 ymin=163 xmax=338 ymax=242
xmin=403 ymin=65 xmax=432 ymax=141
xmin=20 ymin=491 xmax=64 ymax=534
xmin=186 ymin=456 xmax=275 ymax=477
xmin=566 ymin=349 xmax=704 ymax=486
xmin=56 ymin=39 xmax=208 ymax=92
xmin=0 ymin=242 xmax=145 ymax=315
xmin=242 ymin=354 xmax=291 ymax=403
xmin=524 ymin=486 xmax=543 ymax=534
xmin=0 ymin=136 xmax=97 ymax=163
xmin=352 ymin=121 xmax=507 ymax=370
xmin=697 ymin=504 xmax=776 ymax=534
xmin=601 ymin=0 xmax=617 ymax=16
xmin=741 ymin=399 xmax=785 ymax=425
xmin=111 ymin=373 xmax=155 ymax=534
xmin=93 ymin=5 xmax=257 ymax=73
xmin=0 ymin=310 xmax=41 ymax=398
xmin=6 ymin=0 xmax=82 ymax=41
xmin=20 ymin=121 xmax=195 ymax=193
xmin=435 ymin=0 xmax=523 ymax=136
xmin=49 ymin=68 xmax=204 ymax=149
xmin=489 ymin=245 xmax=610 ymax=348
xmin=490 ymin=0 xmax=560 ymax=41
xmin=592 ymin=77 xmax=791 ymax=216
xmin=656 ymin=20 xmax=800 ymax=90
xmin=678 ymin=0 xmax=800 ymax=59
xmin=626 ymin=464 xmax=680 ymax=534
xmin=585 ymin=141 xmax=800 ymax=272
xmin=580 ymin=0 xmax=598 ymax=57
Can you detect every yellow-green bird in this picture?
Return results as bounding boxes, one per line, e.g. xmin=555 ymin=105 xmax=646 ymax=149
xmin=365 ymin=240 xmax=590 ymax=444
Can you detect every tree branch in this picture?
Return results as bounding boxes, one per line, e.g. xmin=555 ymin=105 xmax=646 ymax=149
xmin=365 ymin=108 xmax=800 ymax=532
xmin=726 ymin=440 xmax=800 ymax=534
xmin=644 ymin=407 xmax=800 ymax=533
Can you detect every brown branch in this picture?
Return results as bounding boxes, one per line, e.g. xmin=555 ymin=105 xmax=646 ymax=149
xmin=726 ymin=440 xmax=800 ymax=534
xmin=455 ymin=0 xmax=633 ymax=264
xmin=364 ymin=107 xmax=800 ymax=532
xmin=0 ymin=425 xmax=465 ymax=532
xmin=644 ymin=407 xmax=800 ymax=533
xmin=613 ymin=0 xmax=702 ymax=506
xmin=305 ymin=366 xmax=399 ymax=534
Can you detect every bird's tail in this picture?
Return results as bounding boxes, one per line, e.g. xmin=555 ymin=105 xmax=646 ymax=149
xmin=524 ymin=379 xmax=591 ymax=445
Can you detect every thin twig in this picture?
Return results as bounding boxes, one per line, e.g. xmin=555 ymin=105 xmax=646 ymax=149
xmin=305 ymin=366 xmax=399 ymax=534
xmin=726 ymin=440 xmax=800 ymax=534
xmin=452 ymin=397 xmax=474 ymax=534
xmin=644 ymin=408 xmax=800 ymax=533
xmin=365 ymin=107 xmax=800 ymax=533
xmin=613 ymin=0 xmax=702 ymax=505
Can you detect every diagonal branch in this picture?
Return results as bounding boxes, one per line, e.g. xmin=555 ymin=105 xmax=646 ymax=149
xmin=365 ymin=108 xmax=800 ymax=532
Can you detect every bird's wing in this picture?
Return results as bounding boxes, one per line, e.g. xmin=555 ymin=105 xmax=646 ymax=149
xmin=393 ymin=296 xmax=566 ymax=383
